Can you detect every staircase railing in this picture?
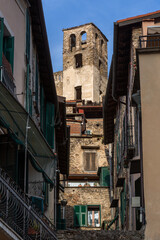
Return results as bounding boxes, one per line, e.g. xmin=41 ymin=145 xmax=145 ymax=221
xmin=0 ymin=168 xmax=57 ymax=240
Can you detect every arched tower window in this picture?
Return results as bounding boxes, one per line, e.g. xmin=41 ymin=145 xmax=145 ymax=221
xmin=70 ymin=34 xmax=76 ymax=51
xmin=81 ymin=31 xmax=87 ymax=44
xmin=100 ymin=39 xmax=104 ymax=53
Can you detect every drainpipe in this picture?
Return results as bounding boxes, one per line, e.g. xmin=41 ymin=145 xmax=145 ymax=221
xmin=24 ymin=114 xmax=30 ymax=194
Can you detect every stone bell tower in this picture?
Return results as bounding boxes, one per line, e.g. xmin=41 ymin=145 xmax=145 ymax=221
xmin=62 ymin=23 xmax=108 ymax=103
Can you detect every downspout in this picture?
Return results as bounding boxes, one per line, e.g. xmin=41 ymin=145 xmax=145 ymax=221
xmin=112 ymin=22 xmax=119 ymax=102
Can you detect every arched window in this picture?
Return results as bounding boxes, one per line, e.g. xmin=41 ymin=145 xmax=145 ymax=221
xmin=81 ymin=31 xmax=87 ymax=44
xmin=70 ymin=34 xmax=76 ymax=51
xmin=100 ymin=40 xmax=104 ymax=53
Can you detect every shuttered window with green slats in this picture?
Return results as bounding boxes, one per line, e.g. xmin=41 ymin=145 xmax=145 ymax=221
xmin=100 ymin=167 xmax=110 ymax=187
xmin=26 ymin=9 xmax=30 ymax=63
xmin=45 ymin=102 xmax=54 ymax=149
xmin=3 ymin=36 xmax=14 ymax=73
xmin=74 ymin=205 xmax=87 ymax=227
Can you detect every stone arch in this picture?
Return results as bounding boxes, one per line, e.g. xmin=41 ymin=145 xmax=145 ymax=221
xmin=70 ymin=34 xmax=76 ymax=51
xmin=81 ymin=31 xmax=87 ymax=44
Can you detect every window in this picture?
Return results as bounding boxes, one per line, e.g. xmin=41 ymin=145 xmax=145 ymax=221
xmin=75 ymin=86 xmax=81 ymax=100
xmin=75 ymin=53 xmax=82 ymax=68
xmin=74 ymin=205 xmax=101 ymax=227
xmin=84 ymin=152 xmax=96 ymax=171
xmin=70 ymin=34 xmax=76 ymax=51
xmin=100 ymin=39 xmax=104 ymax=53
xmin=81 ymin=31 xmax=87 ymax=44
xmin=88 ymin=206 xmax=100 ymax=227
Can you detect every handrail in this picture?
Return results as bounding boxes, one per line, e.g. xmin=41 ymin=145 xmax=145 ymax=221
xmin=0 ymin=168 xmax=57 ymax=240
xmin=139 ymin=34 xmax=160 ymax=48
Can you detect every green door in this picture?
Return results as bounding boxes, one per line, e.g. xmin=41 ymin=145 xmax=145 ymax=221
xmin=3 ymin=36 xmax=14 ymax=72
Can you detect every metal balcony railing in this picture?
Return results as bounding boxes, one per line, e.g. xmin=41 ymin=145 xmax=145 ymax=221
xmin=0 ymin=65 xmax=16 ymax=96
xmin=139 ymin=34 xmax=160 ymax=48
xmin=0 ymin=168 xmax=57 ymax=240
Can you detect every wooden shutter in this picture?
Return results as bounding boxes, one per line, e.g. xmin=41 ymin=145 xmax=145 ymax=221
xmin=26 ymin=9 xmax=30 ymax=63
xmin=74 ymin=205 xmax=80 ymax=227
xmin=74 ymin=205 xmax=87 ymax=227
xmin=46 ymin=102 xmax=54 ymax=149
xmin=0 ymin=18 xmax=4 ymax=67
xmin=85 ymin=152 xmax=90 ymax=171
xmin=102 ymin=167 xmax=110 ymax=187
xmin=91 ymin=153 xmax=96 ymax=171
xmin=3 ymin=36 xmax=14 ymax=73
xmin=81 ymin=205 xmax=87 ymax=226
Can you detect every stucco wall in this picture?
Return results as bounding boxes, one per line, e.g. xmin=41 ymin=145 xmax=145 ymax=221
xmin=138 ymin=50 xmax=160 ymax=240
xmin=0 ymin=0 xmax=27 ymax=105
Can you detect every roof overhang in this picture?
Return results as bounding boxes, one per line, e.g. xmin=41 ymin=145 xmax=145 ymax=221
xmin=29 ymin=0 xmax=60 ymax=125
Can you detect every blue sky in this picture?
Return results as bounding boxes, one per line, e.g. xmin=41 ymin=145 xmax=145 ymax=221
xmin=42 ymin=0 xmax=160 ymax=73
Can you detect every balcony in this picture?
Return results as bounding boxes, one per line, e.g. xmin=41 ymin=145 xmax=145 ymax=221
xmin=0 ymin=168 xmax=57 ymax=240
xmin=0 ymin=54 xmax=16 ymax=96
xmin=139 ymin=34 xmax=160 ymax=49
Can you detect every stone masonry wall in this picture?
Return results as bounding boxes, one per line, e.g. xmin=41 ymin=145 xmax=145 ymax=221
xmin=62 ymin=23 xmax=108 ymax=102
xmin=57 ymin=229 xmax=144 ymax=240
xmin=61 ymin=187 xmax=111 ymax=229
xmin=54 ymin=71 xmax=63 ymax=96
xmin=69 ymin=135 xmax=108 ymax=175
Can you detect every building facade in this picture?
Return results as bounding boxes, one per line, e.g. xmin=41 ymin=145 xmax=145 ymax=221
xmin=103 ymin=10 xmax=160 ymax=240
xmin=0 ymin=0 xmax=68 ymax=239
xmin=54 ymin=23 xmax=111 ymax=230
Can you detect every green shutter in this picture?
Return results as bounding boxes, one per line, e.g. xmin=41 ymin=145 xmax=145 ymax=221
xmin=101 ymin=167 xmax=110 ymax=187
xmin=0 ymin=18 xmax=4 ymax=68
xmin=81 ymin=205 xmax=87 ymax=226
xmin=3 ymin=36 xmax=14 ymax=72
xmin=40 ymin=85 xmax=45 ymax=132
xmin=35 ymin=57 xmax=39 ymax=104
xmin=74 ymin=205 xmax=80 ymax=227
xmin=29 ymin=89 xmax=32 ymax=116
xmin=74 ymin=205 xmax=87 ymax=227
xmin=26 ymin=9 xmax=30 ymax=63
xmin=26 ymin=63 xmax=30 ymax=112
xmin=46 ymin=102 xmax=54 ymax=149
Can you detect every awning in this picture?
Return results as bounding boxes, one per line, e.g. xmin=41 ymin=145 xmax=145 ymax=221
xmin=0 ymin=82 xmax=56 ymax=184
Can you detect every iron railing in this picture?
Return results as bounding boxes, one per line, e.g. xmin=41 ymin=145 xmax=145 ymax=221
xmin=139 ymin=34 xmax=160 ymax=48
xmin=0 ymin=65 xmax=16 ymax=96
xmin=0 ymin=168 xmax=57 ymax=240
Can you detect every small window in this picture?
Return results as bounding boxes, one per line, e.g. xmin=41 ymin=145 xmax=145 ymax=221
xmin=84 ymin=152 xmax=96 ymax=171
xmin=75 ymin=53 xmax=82 ymax=68
xmin=88 ymin=206 xmax=100 ymax=227
xmin=70 ymin=34 xmax=76 ymax=51
xmin=59 ymin=75 xmax=61 ymax=81
xmin=75 ymin=86 xmax=82 ymax=100
xmin=99 ymin=60 xmax=103 ymax=74
xmin=81 ymin=31 xmax=87 ymax=44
